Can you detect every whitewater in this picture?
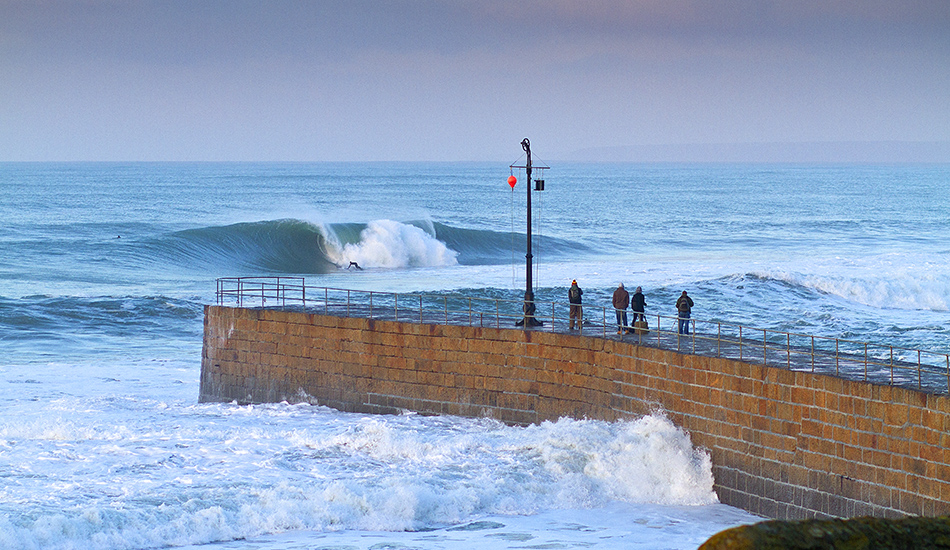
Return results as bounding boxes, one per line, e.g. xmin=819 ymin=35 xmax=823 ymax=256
xmin=2 ymin=161 xmax=949 ymax=549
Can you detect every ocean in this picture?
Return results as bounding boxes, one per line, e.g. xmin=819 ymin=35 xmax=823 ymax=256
xmin=2 ymin=161 xmax=948 ymax=549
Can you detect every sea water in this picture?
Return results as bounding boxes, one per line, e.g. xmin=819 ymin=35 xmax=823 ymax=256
xmin=2 ymin=161 xmax=949 ymax=549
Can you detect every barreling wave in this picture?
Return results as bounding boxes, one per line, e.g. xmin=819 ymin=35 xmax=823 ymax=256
xmin=141 ymin=219 xmax=590 ymax=274
xmin=151 ymin=219 xmax=338 ymax=274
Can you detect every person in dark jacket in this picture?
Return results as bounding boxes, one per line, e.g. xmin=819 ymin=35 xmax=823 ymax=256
xmin=631 ymin=286 xmax=647 ymax=323
xmin=568 ymin=280 xmax=583 ymax=330
xmin=611 ymin=283 xmax=629 ymax=334
xmin=676 ymin=290 xmax=694 ymax=335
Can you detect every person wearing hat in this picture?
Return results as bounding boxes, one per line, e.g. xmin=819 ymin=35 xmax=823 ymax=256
xmin=612 ymin=283 xmax=629 ymax=334
xmin=676 ymin=290 xmax=694 ymax=335
xmin=631 ymin=286 xmax=647 ymax=324
xmin=568 ymin=279 xmax=583 ymax=330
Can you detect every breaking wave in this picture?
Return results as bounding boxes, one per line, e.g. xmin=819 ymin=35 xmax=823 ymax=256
xmin=0 ymin=411 xmax=716 ymax=549
xmin=140 ymin=219 xmax=588 ymax=274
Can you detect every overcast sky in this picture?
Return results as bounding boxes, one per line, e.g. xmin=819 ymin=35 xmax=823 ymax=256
xmin=2 ymin=1 xmax=948 ymax=161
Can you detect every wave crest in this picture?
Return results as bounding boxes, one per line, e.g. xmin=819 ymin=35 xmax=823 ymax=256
xmin=137 ymin=218 xmax=589 ymax=275
xmin=322 ymin=219 xmax=458 ymax=269
xmin=750 ymin=269 xmax=950 ymax=312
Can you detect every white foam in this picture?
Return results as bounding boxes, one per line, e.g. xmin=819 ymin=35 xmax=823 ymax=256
xmin=758 ymin=255 xmax=950 ymax=312
xmin=170 ymin=502 xmax=759 ymax=550
xmin=323 ymin=219 xmax=459 ymax=269
xmin=517 ymin=415 xmax=717 ymax=507
xmin=1 ymin=406 xmax=730 ymax=549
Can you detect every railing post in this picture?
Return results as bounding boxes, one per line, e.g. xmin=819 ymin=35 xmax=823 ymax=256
xmin=717 ymin=322 xmax=722 ymax=358
xmin=469 ymin=298 xmax=473 ymax=326
xmin=394 ymin=294 xmax=399 ymax=322
xmin=324 ymin=287 xmax=328 ymax=316
xmin=444 ymin=296 xmax=448 ymax=325
xmin=811 ymin=336 xmax=815 ymax=373
xmin=420 ymin=296 xmax=423 ymax=324
xmin=347 ymin=290 xmax=351 ymax=317
xmin=864 ymin=343 xmax=869 ymax=381
xmin=835 ymin=339 xmax=840 ymax=377
xmin=786 ymin=333 xmax=791 ymax=369
xmin=890 ymin=347 xmax=895 ymax=386
xmin=918 ymin=350 xmax=922 ymax=390
xmin=739 ymin=326 xmax=743 ymax=361
xmin=691 ymin=321 xmax=695 ymax=353
xmin=762 ymin=328 xmax=767 ymax=366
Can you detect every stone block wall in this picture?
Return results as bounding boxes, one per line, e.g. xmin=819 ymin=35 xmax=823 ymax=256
xmin=200 ymin=305 xmax=950 ymax=520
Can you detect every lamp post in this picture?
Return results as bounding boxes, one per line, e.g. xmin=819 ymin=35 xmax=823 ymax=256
xmin=511 ymin=138 xmax=548 ymax=327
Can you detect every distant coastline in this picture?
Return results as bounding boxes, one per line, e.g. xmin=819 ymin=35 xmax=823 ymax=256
xmin=560 ymin=141 xmax=950 ymax=164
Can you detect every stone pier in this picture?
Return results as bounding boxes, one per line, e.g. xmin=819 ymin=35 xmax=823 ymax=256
xmin=200 ymin=305 xmax=950 ymax=520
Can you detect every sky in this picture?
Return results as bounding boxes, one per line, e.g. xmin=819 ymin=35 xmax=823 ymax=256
xmin=1 ymin=0 xmax=949 ymax=162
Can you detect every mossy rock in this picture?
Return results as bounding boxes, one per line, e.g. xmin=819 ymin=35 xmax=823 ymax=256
xmin=699 ymin=516 xmax=950 ymax=550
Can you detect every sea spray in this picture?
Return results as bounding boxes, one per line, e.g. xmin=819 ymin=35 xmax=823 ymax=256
xmin=322 ymin=219 xmax=459 ymax=269
xmin=0 ymin=405 xmax=719 ymax=549
xmin=517 ymin=415 xmax=717 ymax=508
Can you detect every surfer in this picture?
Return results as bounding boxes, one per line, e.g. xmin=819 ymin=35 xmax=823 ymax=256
xmin=347 ymin=261 xmax=363 ymax=270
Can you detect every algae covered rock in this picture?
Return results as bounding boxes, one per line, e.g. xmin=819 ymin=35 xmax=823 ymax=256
xmin=698 ymin=516 xmax=950 ymax=550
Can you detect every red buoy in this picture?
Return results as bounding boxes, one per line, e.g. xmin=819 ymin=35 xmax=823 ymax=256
xmin=507 ymin=175 xmax=517 ymax=188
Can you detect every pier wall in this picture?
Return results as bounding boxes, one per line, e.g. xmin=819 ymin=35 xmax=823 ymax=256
xmin=200 ymin=305 xmax=950 ymax=520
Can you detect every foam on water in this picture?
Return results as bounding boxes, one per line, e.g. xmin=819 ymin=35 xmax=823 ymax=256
xmin=322 ymin=219 xmax=459 ymax=269
xmin=762 ymin=261 xmax=950 ymax=313
xmin=171 ymin=502 xmax=757 ymax=550
xmin=0 ymin=396 xmax=730 ymax=550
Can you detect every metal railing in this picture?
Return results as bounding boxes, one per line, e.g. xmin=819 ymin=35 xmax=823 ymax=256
xmin=216 ymin=277 xmax=306 ymax=308
xmin=215 ymin=277 xmax=950 ymax=395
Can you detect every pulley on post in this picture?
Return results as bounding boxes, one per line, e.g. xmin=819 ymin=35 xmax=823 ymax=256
xmin=510 ymin=138 xmax=549 ymax=328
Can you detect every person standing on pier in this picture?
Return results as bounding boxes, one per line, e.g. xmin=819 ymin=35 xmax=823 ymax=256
xmin=676 ymin=290 xmax=694 ymax=335
xmin=631 ymin=286 xmax=647 ymax=324
xmin=612 ymin=283 xmax=629 ymax=334
xmin=568 ymin=280 xmax=583 ymax=330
